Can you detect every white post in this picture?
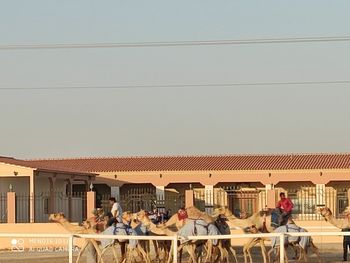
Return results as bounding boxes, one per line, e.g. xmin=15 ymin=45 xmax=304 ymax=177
xmin=205 ymin=185 xmax=214 ymax=214
xmin=111 ymin=186 xmax=120 ymax=202
xmin=68 ymin=235 xmax=73 ymax=263
xmin=279 ymin=233 xmax=285 ymax=263
xmin=156 ymin=186 xmax=165 ymax=212
xmin=173 ymin=235 xmax=178 ymax=263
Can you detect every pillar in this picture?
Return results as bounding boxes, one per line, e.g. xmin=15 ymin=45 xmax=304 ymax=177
xmin=7 ymin=191 xmax=16 ymax=223
xmin=185 ymin=190 xmax=194 ymax=208
xmin=204 ymin=185 xmax=214 ymax=214
xmin=48 ymin=176 xmax=56 ymax=214
xmin=86 ymin=191 xmax=96 ymax=219
xmin=29 ymin=173 xmax=35 ymax=223
xmin=111 ymin=186 xmax=121 ymax=202
xmin=66 ymin=179 xmax=73 ymax=221
xmin=316 ymin=184 xmax=326 ymax=206
xmin=265 ymin=184 xmax=277 ymax=209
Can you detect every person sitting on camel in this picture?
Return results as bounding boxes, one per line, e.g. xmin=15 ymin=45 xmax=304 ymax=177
xmin=276 ymin=192 xmax=294 ymax=226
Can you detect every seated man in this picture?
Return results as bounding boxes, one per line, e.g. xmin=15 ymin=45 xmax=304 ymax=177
xmin=276 ymin=192 xmax=294 ymax=226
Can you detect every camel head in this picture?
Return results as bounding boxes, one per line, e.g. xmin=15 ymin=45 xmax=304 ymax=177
xmin=49 ymin=212 xmax=65 ymax=222
xmin=212 ymin=206 xmax=232 ymax=218
xmin=136 ymin=210 xmax=149 ymax=223
xmin=316 ymin=206 xmax=332 ymax=218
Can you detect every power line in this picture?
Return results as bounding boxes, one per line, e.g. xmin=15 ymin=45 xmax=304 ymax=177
xmin=1 ymin=80 xmax=350 ymax=91
xmin=1 ymin=36 xmax=350 ymax=50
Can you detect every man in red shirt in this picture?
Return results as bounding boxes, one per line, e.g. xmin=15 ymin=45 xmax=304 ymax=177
xmin=276 ymin=192 xmax=294 ymax=225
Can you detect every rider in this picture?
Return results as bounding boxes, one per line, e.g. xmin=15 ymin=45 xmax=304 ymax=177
xmin=107 ymin=197 xmax=123 ymax=226
xmin=276 ymin=192 xmax=294 ymax=225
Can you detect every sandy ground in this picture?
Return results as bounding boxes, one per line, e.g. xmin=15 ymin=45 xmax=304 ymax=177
xmin=0 ymin=243 xmax=347 ymax=263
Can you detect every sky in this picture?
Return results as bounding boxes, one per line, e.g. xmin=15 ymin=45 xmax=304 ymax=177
xmin=1 ymin=1 xmax=350 ymax=159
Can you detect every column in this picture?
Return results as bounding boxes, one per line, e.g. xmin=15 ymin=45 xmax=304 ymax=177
xmin=316 ymin=184 xmax=326 ymax=206
xmin=155 ymin=186 xmax=165 ymax=212
xmin=7 ymin=191 xmax=16 ymax=223
xmin=86 ymin=191 xmax=96 ymax=219
xmin=66 ymin=179 xmax=73 ymax=221
xmin=204 ymin=185 xmax=214 ymax=214
xmin=29 ymin=173 xmax=35 ymax=223
xmin=111 ymin=186 xmax=121 ymax=202
xmin=48 ymin=176 xmax=56 ymax=214
xmin=265 ymin=184 xmax=276 ymax=209
xmin=185 ymin=190 xmax=194 ymax=208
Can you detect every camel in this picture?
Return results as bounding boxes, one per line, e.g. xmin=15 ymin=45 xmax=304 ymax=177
xmin=159 ymin=207 xmax=237 ymax=263
xmin=318 ymin=206 xmax=350 ymax=228
xmin=136 ymin=210 xmax=176 ymax=263
xmin=49 ymin=213 xmax=104 ymax=263
xmin=213 ymin=207 xmax=320 ymax=263
xmin=99 ymin=211 xmax=150 ymax=263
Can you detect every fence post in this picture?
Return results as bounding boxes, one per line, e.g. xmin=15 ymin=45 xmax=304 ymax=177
xmin=7 ymin=191 xmax=16 ymax=223
xmin=68 ymin=234 xmax=73 ymax=263
xmin=185 ymin=190 xmax=194 ymax=208
xmin=86 ymin=191 xmax=96 ymax=219
xmin=279 ymin=233 xmax=285 ymax=263
xmin=173 ymin=235 xmax=178 ymax=263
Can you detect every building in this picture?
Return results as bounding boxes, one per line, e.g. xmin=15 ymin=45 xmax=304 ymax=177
xmin=0 ymin=156 xmax=96 ymax=223
xmin=26 ymin=153 xmax=350 ymax=221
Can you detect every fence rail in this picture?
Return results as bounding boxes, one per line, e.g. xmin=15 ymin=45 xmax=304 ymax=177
xmin=2 ymin=231 xmax=350 ymax=263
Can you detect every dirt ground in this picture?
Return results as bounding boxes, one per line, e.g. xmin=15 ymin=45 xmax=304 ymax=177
xmin=0 ymin=243 xmax=347 ymax=263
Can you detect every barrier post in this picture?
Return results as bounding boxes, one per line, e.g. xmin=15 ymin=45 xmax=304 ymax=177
xmin=279 ymin=233 xmax=285 ymax=263
xmin=69 ymin=234 xmax=73 ymax=263
xmin=173 ymin=235 xmax=178 ymax=263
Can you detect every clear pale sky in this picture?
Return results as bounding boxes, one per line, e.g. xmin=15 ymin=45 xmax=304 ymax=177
xmin=1 ymin=1 xmax=350 ymax=159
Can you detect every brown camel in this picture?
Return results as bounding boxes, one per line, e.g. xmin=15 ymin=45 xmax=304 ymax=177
xmin=49 ymin=213 xmax=103 ymax=263
xmin=136 ymin=210 xmax=176 ymax=263
xmin=100 ymin=211 xmax=150 ymax=263
xmin=159 ymin=207 xmax=237 ymax=263
xmin=213 ymin=207 xmax=320 ymax=263
xmin=318 ymin=206 xmax=350 ymax=228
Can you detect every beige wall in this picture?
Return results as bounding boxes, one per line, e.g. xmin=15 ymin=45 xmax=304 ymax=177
xmin=96 ymin=169 xmax=350 ymax=187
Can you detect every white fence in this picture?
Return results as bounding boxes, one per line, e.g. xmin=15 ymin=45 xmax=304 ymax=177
xmin=1 ymin=231 xmax=350 ymax=263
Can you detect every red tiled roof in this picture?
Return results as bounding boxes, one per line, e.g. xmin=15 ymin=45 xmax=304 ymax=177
xmin=0 ymin=157 xmax=95 ymax=176
xmin=27 ymin=153 xmax=350 ymax=173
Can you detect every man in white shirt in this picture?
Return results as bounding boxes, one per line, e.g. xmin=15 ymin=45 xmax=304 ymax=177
xmin=107 ymin=197 xmax=123 ymax=226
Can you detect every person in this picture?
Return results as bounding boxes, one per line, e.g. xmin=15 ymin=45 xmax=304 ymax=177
xmin=276 ymin=192 xmax=294 ymax=225
xmin=343 ymin=228 xmax=350 ymax=261
xmin=107 ymin=197 xmax=123 ymax=227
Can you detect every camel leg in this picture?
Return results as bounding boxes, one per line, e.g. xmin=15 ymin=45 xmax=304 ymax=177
xmin=178 ymin=244 xmax=184 ymax=263
xmin=166 ymin=240 xmax=174 ymax=263
xmin=229 ymin=246 xmax=238 ymax=263
xmin=90 ymin=240 xmax=104 ymax=263
xmin=311 ymin=241 xmax=322 ymax=263
xmin=219 ymin=243 xmax=229 ymax=263
xmin=244 ymin=238 xmax=260 ymax=263
xmin=204 ymin=240 xmax=213 ymax=263
xmin=260 ymin=239 xmax=268 ymax=263
xmin=267 ymin=247 xmax=275 ymax=263
xmin=185 ymin=244 xmax=197 ymax=263
xmin=120 ymin=242 xmax=126 ymax=263
xmin=136 ymin=243 xmax=150 ymax=263
xmin=76 ymin=240 xmax=89 ymax=263
xmin=111 ymin=243 xmax=119 ymax=263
